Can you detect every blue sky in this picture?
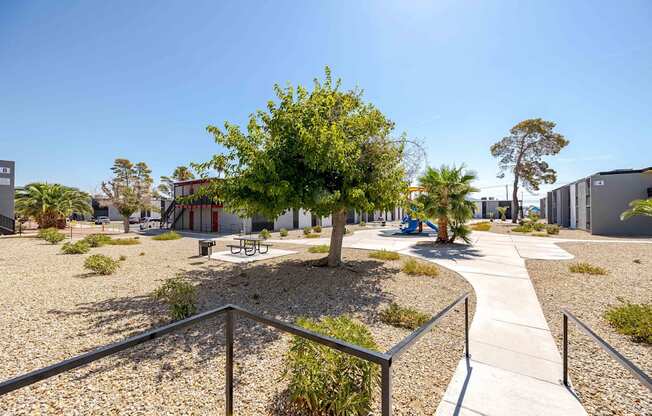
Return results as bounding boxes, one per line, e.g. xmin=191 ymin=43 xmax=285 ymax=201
xmin=1 ymin=1 xmax=651 ymax=203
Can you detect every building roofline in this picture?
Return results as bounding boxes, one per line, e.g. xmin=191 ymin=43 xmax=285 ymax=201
xmin=173 ymin=178 xmax=217 ymax=186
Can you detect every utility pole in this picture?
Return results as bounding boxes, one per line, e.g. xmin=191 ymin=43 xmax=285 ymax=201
xmin=505 ymin=184 xmax=509 ymax=201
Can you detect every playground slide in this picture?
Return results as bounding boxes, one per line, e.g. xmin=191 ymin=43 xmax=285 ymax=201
xmin=424 ymin=220 xmax=438 ymax=232
xmin=400 ymin=219 xmax=420 ymax=234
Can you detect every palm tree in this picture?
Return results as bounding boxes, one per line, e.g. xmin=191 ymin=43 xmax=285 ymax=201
xmin=158 ymin=166 xmax=195 ymax=199
xmin=15 ymin=183 xmax=92 ymax=229
xmin=620 ymin=198 xmax=652 ymax=220
xmin=417 ymin=165 xmax=478 ymax=243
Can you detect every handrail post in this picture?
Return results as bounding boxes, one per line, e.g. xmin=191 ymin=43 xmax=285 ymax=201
xmin=562 ymin=313 xmax=568 ymax=387
xmin=225 ymin=309 xmax=234 ymax=415
xmin=381 ymin=361 xmax=392 ymax=416
xmin=464 ymin=297 xmax=470 ymax=358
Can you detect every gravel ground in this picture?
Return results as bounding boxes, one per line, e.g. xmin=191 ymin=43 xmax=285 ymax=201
xmin=486 ymin=221 xmax=652 ymax=241
xmin=527 ymin=242 xmax=652 ymax=416
xmin=0 ymin=233 xmax=473 ymax=415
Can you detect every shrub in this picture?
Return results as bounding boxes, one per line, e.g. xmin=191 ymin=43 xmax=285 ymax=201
xmin=531 ymin=222 xmax=546 ymax=231
xmin=61 ymin=240 xmax=90 ymax=254
xmin=305 ymin=233 xmax=320 ymax=238
xmin=368 ymin=250 xmax=400 ymax=261
xmin=605 ymin=302 xmax=652 ymax=344
xmin=470 ymin=222 xmax=491 ymax=231
xmin=152 ymin=231 xmax=182 ymax=241
xmin=380 ymin=303 xmax=429 ymax=330
xmin=308 ymin=244 xmax=329 ymax=253
xmin=312 ymin=225 xmax=322 ymax=233
xmin=83 ymin=233 xmax=112 ymax=247
xmin=402 ymin=258 xmax=439 ymax=277
xmin=511 ymin=225 xmax=532 ymax=233
xmin=283 ymin=316 xmax=379 ymax=416
xmin=279 ymin=228 xmax=289 ymax=237
xmin=569 ymin=262 xmax=607 ymax=275
xmin=546 ymin=224 xmax=560 ymax=235
xmin=119 ymin=255 xmax=127 ymax=261
xmin=41 ymin=229 xmax=65 ymax=244
xmin=84 ymin=254 xmax=120 ymax=275
xmin=259 ymin=229 xmax=271 ymax=239
xmin=37 ymin=228 xmax=57 ymax=239
xmin=303 ymin=226 xmax=312 ymax=236
xmin=107 ymin=238 xmax=140 ymax=246
xmin=153 ymin=277 xmax=197 ymax=320
xmin=359 ymin=220 xmax=366 ymax=227
xmin=139 ymin=252 xmax=145 ymax=256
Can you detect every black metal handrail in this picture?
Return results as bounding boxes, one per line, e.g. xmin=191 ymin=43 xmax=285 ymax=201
xmin=0 ymin=213 xmax=15 ymax=234
xmin=0 ymin=294 xmax=470 ymax=415
xmin=562 ymin=308 xmax=651 ymax=392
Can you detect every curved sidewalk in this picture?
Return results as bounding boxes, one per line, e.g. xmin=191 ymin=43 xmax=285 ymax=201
xmin=275 ymin=228 xmax=587 ymax=415
xmin=397 ymin=231 xmax=586 ymax=416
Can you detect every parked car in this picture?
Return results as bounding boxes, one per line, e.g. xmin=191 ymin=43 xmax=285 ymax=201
xmin=128 ymin=217 xmax=140 ymax=224
xmin=139 ymin=218 xmax=160 ymax=230
xmin=94 ymin=216 xmax=110 ymax=225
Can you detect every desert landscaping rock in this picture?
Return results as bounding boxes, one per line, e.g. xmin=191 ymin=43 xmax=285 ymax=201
xmin=0 ymin=234 xmax=473 ymax=415
xmin=528 ymin=242 xmax=652 ymax=416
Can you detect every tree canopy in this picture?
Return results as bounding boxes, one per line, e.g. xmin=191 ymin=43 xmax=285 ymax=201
xmin=15 ymin=183 xmax=92 ymax=228
xmin=490 ymin=118 xmax=568 ymax=222
xmin=101 ymin=158 xmax=154 ymax=232
xmin=196 ymin=67 xmax=407 ymax=266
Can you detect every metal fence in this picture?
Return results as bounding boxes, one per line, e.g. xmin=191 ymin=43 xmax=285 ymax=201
xmin=562 ymin=308 xmax=651 ymax=392
xmin=0 ymin=294 xmax=470 ymax=415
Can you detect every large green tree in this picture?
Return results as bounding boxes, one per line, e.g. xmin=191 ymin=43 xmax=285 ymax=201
xmin=417 ymin=165 xmax=477 ymax=243
xmin=196 ymin=68 xmax=407 ymax=266
xmin=490 ymin=118 xmax=569 ymax=223
xmin=15 ymin=183 xmax=92 ymax=229
xmin=158 ymin=166 xmax=195 ymax=199
xmin=101 ymin=159 xmax=154 ymax=233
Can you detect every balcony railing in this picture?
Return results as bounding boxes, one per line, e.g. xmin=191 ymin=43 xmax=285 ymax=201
xmin=0 ymin=294 xmax=471 ymax=415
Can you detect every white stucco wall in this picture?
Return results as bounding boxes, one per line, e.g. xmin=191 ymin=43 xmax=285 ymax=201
xmin=298 ymin=209 xmax=311 ymax=229
xmin=274 ymin=210 xmax=294 ymax=231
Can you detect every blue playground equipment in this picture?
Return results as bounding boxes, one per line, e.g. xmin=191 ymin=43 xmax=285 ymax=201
xmin=399 ymin=214 xmax=438 ymax=234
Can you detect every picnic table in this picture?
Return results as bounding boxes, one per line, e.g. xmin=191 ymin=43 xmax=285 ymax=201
xmin=227 ymin=236 xmax=271 ymax=256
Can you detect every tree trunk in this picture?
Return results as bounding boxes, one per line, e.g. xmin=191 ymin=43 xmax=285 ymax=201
xmin=437 ymin=217 xmax=448 ymax=242
xmin=512 ymin=176 xmax=519 ymax=224
xmin=123 ymin=217 xmax=130 ymax=233
xmin=326 ymin=209 xmax=347 ymax=267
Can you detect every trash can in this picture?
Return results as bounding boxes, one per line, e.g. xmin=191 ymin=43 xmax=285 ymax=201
xmin=199 ymin=239 xmax=216 ymax=257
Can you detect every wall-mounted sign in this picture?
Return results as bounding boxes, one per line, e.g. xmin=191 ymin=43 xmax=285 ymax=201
xmin=594 ymin=180 xmax=605 ymax=186
xmin=0 ymin=178 xmax=10 ymax=185
xmin=0 ymin=167 xmax=10 ymax=174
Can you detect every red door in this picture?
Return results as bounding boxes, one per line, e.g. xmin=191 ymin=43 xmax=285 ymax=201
xmin=189 ymin=210 xmax=194 ymax=230
xmin=211 ymin=211 xmax=219 ymax=232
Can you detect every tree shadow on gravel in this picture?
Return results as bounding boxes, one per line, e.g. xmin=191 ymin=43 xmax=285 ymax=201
xmin=46 ymin=257 xmax=393 ymax=382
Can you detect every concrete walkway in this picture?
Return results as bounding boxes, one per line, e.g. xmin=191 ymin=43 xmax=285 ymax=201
xmin=273 ymin=228 xmax=588 ymax=415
